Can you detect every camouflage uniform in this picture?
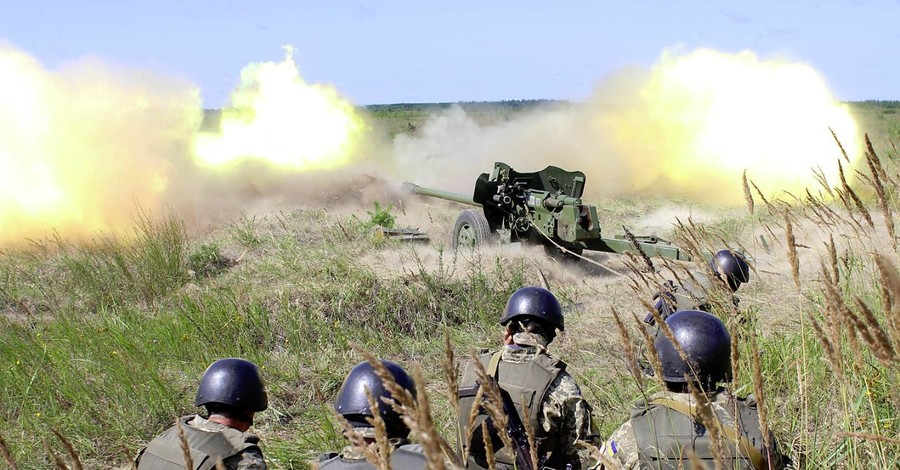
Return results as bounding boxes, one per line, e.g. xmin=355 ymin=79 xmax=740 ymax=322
xmin=598 ymin=391 xmax=786 ymax=470
xmin=460 ymin=332 xmax=596 ymax=470
xmin=135 ymin=415 xmax=266 ymax=470
xmin=317 ymin=438 xmax=427 ymax=469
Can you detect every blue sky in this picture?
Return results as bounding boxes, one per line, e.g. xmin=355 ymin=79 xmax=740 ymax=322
xmin=2 ymin=1 xmax=898 ymax=106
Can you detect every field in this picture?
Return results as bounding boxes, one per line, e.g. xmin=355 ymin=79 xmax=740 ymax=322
xmin=1 ymin=100 xmax=900 ymax=469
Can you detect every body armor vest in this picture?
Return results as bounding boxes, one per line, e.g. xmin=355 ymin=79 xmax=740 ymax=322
xmin=458 ymin=350 xmax=566 ymax=470
xmin=318 ymin=444 xmax=427 ymax=470
xmin=135 ymin=416 xmax=260 ymax=470
xmin=630 ymin=394 xmax=768 ymax=470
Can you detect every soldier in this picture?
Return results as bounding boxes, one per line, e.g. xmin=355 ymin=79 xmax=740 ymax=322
xmin=600 ymin=310 xmax=789 ymax=470
xmin=135 ymin=358 xmax=268 ymax=470
xmin=318 ymin=360 xmax=427 ymax=469
xmin=645 ymin=249 xmax=750 ymax=325
xmin=458 ymin=286 xmax=595 ymax=470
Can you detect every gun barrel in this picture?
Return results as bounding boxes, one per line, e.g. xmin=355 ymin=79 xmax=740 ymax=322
xmin=402 ymin=182 xmax=479 ymax=207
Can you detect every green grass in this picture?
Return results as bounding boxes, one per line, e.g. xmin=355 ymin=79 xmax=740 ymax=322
xmin=0 ymin=208 xmax=530 ymax=468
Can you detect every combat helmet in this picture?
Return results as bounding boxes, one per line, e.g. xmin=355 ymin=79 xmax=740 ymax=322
xmin=195 ymin=358 xmax=268 ymax=413
xmin=655 ymin=310 xmax=732 ymax=389
xmin=335 ymin=360 xmax=416 ymax=438
xmin=711 ymin=249 xmax=750 ymax=292
xmin=499 ymin=286 xmax=564 ymax=332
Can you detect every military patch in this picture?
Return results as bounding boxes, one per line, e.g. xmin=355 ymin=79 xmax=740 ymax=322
xmin=605 ymin=440 xmax=618 ymax=456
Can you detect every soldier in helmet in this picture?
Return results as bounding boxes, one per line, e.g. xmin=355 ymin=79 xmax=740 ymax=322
xmin=645 ymin=249 xmax=751 ymax=325
xmin=318 ymin=359 xmax=427 ymax=469
xmin=135 ymin=358 xmax=269 ymax=470
xmin=458 ymin=286 xmax=596 ymax=470
xmin=600 ymin=310 xmax=789 ymax=470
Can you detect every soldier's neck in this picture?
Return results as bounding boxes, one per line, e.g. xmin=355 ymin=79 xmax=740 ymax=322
xmin=207 ymin=414 xmax=252 ymax=432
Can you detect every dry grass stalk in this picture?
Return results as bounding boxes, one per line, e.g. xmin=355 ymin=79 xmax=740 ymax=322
xmin=365 ymin=389 xmax=393 ymax=470
xmin=748 ymin=334 xmax=772 ymax=454
xmin=827 ymin=236 xmax=840 ymax=284
xmin=784 ymin=214 xmax=801 ymax=290
xmin=685 ymin=379 xmax=727 ymax=470
xmin=612 ymin=307 xmax=643 ymax=389
xmin=874 ymin=254 xmax=900 ymax=347
xmin=50 ymin=430 xmax=83 ymax=470
xmin=838 ymin=160 xmax=875 ymax=229
xmin=442 ymin=328 xmax=461 ymax=455
xmin=686 ymin=449 xmax=706 ymax=470
xmin=0 ymin=433 xmax=19 ymax=470
xmin=470 ymin=354 xmax=515 ymax=454
xmin=462 ymin=384 xmax=485 ymax=463
xmin=411 ymin=365 xmax=449 ymax=470
xmin=839 ymin=432 xmax=900 ymax=445
xmin=853 ymin=298 xmax=898 ymax=367
xmin=44 ymin=440 xmax=69 ymax=470
xmin=480 ymin=421 xmax=496 ymax=470
xmin=175 ymin=420 xmax=194 ymax=470
xmin=811 ymin=166 xmax=836 ymax=198
xmin=806 ymin=191 xmax=839 ymax=227
xmin=809 ymin=313 xmax=843 ymax=380
xmin=578 ymin=439 xmax=619 ymax=470
xmin=834 ymin=189 xmax=867 ymax=233
xmin=729 ymin=318 xmax=741 ymax=392
xmin=749 ymin=180 xmax=775 ymax=214
xmin=632 ymin=312 xmax=666 ymax=390
xmin=863 ymin=136 xmax=897 ymax=251
xmin=742 ymin=170 xmax=755 ymax=214
xmin=331 ymin=409 xmax=380 ymax=465
xmin=623 ymin=225 xmax=656 ymax=273
xmin=830 ymin=127 xmax=853 ymax=163
xmin=520 ymin=399 xmax=539 ymax=470
xmin=356 ymin=348 xmax=417 ymax=413
xmin=865 ymin=134 xmax=890 ymax=183
xmin=820 ymin=265 xmax=862 ymax=367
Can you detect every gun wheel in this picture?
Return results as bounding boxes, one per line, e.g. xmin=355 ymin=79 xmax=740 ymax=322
xmin=451 ymin=209 xmax=493 ymax=249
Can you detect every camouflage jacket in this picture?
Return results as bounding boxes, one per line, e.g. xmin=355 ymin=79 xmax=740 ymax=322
xmin=498 ymin=344 xmax=596 ymax=469
xmin=597 ymin=391 xmax=787 ymax=470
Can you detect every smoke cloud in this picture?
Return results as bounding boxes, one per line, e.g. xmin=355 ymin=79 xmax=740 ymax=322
xmin=0 ymin=42 xmax=202 ymax=244
xmin=392 ymin=48 xmax=861 ymax=204
xmin=0 ymin=43 xmax=864 ymax=245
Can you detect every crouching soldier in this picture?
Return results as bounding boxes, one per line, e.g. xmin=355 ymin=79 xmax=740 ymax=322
xmin=601 ymin=310 xmax=789 ymax=469
xmin=135 ymin=358 xmax=269 ymax=469
xmin=646 ymin=249 xmax=751 ymax=325
xmin=318 ymin=360 xmax=427 ymax=469
xmin=459 ymin=286 xmax=596 ymax=470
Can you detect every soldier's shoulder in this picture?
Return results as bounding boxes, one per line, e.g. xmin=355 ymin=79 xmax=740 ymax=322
xmin=548 ymin=370 xmax=584 ymax=397
xmin=601 ymin=421 xmax=638 ymax=468
xmin=229 ymin=445 xmax=267 ymax=470
xmin=394 ymin=443 xmax=428 ymax=462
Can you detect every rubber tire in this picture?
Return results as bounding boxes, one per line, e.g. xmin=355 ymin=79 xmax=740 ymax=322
xmin=543 ymin=242 xmax=583 ymax=264
xmin=451 ymin=209 xmax=493 ymax=249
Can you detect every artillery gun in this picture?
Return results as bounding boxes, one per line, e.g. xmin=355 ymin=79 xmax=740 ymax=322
xmin=403 ymin=162 xmax=692 ymax=262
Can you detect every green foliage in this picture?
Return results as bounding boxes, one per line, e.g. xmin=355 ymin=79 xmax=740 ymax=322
xmin=229 ymin=214 xmax=263 ymax=249
xmin=365 ymin=201 xmax=396 ymax=229
xmin=187 ymin=243 xmax=234 ymax=278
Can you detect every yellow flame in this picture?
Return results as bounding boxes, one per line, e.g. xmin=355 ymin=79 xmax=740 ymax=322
xmin=607 ymin=48 xmax=860 ymax=203
xmin=194 ymin=47 xmax=366 ymax=171
xmin=0 ymin=44 xmax=201 ymax=244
